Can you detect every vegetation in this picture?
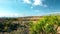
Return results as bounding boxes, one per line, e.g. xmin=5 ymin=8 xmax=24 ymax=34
xmin=0 ymin=18 xmax=28 ymax=34
xmin=0 ymin=21 xmax=19 ymax=32
xmin=0 ymin=15 xmax=60 ymax=34
xmin=29 ymin=15 xmax=60 ymax=34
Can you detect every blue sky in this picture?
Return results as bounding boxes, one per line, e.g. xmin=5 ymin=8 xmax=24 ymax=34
xmin=0 ymin=0 xmax=60 ymax=17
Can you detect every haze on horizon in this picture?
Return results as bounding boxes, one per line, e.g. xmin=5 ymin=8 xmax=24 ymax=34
xmin=0 ymin=0 xmax=60 ymax=17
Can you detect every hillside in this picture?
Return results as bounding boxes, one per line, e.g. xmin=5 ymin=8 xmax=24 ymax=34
xmin=0 ymin=15 xmax=60 ymax=34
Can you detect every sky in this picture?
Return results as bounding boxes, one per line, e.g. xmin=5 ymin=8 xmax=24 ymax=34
xmin=0 ymin=0 xmax=60 ymax=17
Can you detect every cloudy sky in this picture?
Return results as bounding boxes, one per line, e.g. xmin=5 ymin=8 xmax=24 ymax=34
xmin=0 ymin=0 xmax=60 ymax=17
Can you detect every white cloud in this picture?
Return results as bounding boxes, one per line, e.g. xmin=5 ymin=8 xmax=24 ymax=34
xmin=43 ymin=12 xmax=60 ymax=16
xmin=23 ymin=0 xmax=31 ymax=4
xmin=0 ymin=10 xmax=25 ymax=17
xmin=33 ymin=0 xmax=42 ymax=6
xmin=23 ymin=0 xmax=48 ymax=7
xmin=0 ymin=11 xmax=25 ymax=17
xmin=0 ymin=13 xmax=23 ymax=17
xmin=50 ymin=12 xmax=60 ymax=14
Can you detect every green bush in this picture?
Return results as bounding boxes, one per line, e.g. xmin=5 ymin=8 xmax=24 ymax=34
xmin=30 ymin=15 xmax=60 ymax=34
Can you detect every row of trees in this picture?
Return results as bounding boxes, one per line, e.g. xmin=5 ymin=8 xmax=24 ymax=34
xmin=29 ymin=15 xmax=60 ymax=34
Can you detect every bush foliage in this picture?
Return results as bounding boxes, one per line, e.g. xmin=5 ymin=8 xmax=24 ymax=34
xmin=30 ymin=15 xmax=60 ymax=34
